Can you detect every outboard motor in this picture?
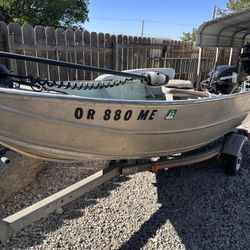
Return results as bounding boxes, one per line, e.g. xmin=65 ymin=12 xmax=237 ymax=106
xmin=0 ymin=64 xmax=13 ymax=88
xmin=203 ymin=65 xmax=238 ymax=94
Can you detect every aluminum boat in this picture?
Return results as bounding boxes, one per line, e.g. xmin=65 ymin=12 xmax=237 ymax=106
xmin=0 ymin=54 xmax=249 ymax=162
xmin=1 ymin=7 xmax=250 ymax=162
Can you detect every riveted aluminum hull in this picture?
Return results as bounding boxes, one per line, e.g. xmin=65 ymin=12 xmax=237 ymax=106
xmin=0 ymin=88 xmax=249 ymax=162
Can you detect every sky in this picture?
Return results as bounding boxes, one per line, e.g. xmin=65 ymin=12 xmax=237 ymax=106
xmin=83 ymin=0 xmax=229 ymax=40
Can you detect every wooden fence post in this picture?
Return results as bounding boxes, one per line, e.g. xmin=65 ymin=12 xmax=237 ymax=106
xmin=7 ymin=33 xmax=17 ymax=73
xmin=0 ymin=22 xmax=9 ymax=67
xmin=8 ymin=23 xmax=25 ymax=76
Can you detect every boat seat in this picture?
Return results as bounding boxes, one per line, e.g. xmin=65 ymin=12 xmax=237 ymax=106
xmin=166 ymin=79 xmax=193 ymax=89
xmin=162 ymin=79 xmax=194 ymax=100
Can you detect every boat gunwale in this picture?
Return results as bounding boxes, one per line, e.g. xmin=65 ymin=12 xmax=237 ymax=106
xmin=0 ymin=87 xmax=250 ymax=107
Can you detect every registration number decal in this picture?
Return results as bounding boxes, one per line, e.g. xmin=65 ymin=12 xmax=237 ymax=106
xmin=74 ymin=108 xmax=158 ymax=121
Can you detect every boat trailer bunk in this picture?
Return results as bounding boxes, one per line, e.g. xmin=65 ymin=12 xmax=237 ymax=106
xmin=2 ymin=8 xmax=250 ymax=246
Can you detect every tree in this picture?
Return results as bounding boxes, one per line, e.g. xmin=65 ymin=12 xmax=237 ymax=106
xmin=217 ymin=0 xmax=250 ymax=16
xmin=180 ymin=28 xmax=197 ymax=42
xmin=0 ymin=0 xmax=89 ymax=29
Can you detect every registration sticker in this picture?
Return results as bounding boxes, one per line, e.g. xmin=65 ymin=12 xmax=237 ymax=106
xmin=165 ymin=109 xmax=177 ymax=120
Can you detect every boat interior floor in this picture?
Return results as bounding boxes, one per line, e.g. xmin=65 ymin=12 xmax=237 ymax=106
xmin=14 ymin=79 xmax=208 ymax=101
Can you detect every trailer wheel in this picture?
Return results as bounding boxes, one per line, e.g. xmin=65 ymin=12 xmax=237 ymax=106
xmin=222 ymin=152 xmax=242 ymax=176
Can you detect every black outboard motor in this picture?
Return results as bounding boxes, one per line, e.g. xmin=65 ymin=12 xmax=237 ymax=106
xmin=0 ymin=64 xmax=13 ymax=88
xmin=206 ymin=65 xmax=238 ymax=94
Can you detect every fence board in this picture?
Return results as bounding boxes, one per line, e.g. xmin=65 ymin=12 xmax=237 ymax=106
xmin=45 ymin=27 xmax=58 ymax=80
xmin=98 ymin=33 xmax=105 ymax=75
xmin=128 ymin=36 xmax=133 ymax=69
xmin=160 ymin=40 xmax=167 ymax=68
xmin=146 ymin=38 xmax=151 ymax=68
xmin=83 ymin=31 xmax=91 ymax=80
xmin=117 ymin=35 xmax=123 ymax=71
xmin=35 ymin=26 xmax=48 ymax=79
xmin=133 ymin=36 xmax=138 ymax=69
xmin=141 ymin=38 xmax=147 ymax=68
xmin=75 ymin=29 xmax=84 ymax=80
xmin=111 ymin=35 xmax=117 ymax=70
xmin=56 ymin=28 xmax=67 ymax=80
xmin=105 ymin=33 xmax=112 ymax=70
xmin=91 ymin=32 xmax=98 ymax=79
xmin=8 ymin=23 xmax=25 ymax=76
xmin=138 ymin=37 xmax=143 ymax=68
xmin=66 ymin=28 xmax=76 ymax=80
xmin=22 ymin=24 xmax=37 ymax=77
xmin=122 ymin=35 xmax=128 ymax=70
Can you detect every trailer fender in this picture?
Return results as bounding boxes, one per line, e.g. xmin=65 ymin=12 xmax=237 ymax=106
xmin=221 ymin=134 xmax=247 ymax=156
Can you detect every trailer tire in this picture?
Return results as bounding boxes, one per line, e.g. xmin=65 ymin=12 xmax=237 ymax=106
xmin=222 ymin=152 xmax=242 ymax=176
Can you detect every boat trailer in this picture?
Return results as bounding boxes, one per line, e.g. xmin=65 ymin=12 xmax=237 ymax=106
xmin=0 ymin=129 xmax=248 ymax=246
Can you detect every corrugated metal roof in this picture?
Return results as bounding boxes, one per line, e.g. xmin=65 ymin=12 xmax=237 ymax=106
xmin=196 ymin=8 xmax=250 ymax=48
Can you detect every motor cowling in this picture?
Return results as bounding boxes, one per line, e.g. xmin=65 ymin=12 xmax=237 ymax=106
xmin=206 ymin=65 xmax=238 ymax=94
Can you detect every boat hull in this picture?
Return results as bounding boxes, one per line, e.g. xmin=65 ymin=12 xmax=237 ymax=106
xmin=0 ymin=88 xmax=249 ymax=161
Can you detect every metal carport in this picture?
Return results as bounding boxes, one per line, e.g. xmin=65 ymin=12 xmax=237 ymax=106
xmin=196 ymin=8 xmax=250 ymax=80
xmin=196 ymin=8 xmax=250 ymax=48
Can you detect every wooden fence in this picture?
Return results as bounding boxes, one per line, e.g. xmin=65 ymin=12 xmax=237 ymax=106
xmin=0 ymin=22 xmax=239 ymax=82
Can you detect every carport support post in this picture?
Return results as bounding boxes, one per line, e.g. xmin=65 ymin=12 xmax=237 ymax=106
xmin=215 ymin=47 xmax=219 ymax=63
xmin=228 ymin=48 xmax=233 ymax=65
xmin=196 ymin=47 xmax=202 ymax=89
xmin=210 ymin=47 xmax=219 ymax=80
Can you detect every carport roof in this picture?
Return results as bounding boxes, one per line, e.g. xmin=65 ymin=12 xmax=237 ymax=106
xmin=196 ymin=8 xmax=250 ymax=48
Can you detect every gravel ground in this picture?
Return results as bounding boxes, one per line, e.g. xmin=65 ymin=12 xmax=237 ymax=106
xmin=1 ymin=121 xmax=250 ymax=250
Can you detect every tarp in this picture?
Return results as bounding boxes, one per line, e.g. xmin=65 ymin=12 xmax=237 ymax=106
xmin=196 ymin=8 xmax=250 ymax=48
